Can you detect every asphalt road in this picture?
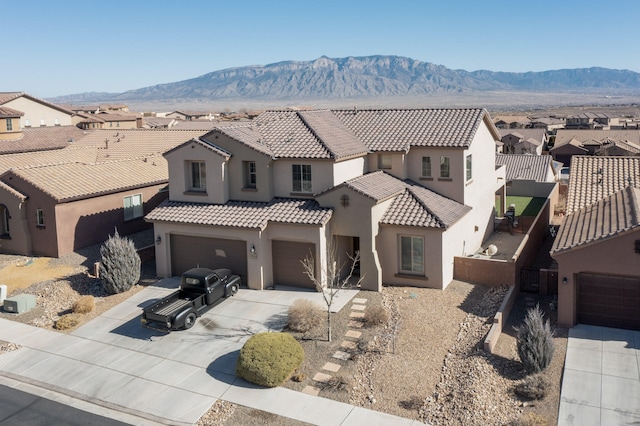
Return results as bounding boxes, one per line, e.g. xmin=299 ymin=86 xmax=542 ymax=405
xmin=0 ymin=384 xmax=129 ymax=426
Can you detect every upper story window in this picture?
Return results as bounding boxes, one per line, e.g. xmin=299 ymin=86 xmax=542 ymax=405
xmin=39 ymin=119 xmax=45 ymax=127
xmin=54 ymin=118 xmax=60 ymax=126
xmin=400 ymin=235 xmax=424 ymax=274
xmin=5 ymin=118 xmax=12 ymax=131
xmin=0 ymin=204 xmax=9 ymax=237
xmin=292 ymin=164 xmax=312 ymax=193
xmin=440 ymin=156 xmax=451 ymax=178
xmin=466 ymin=154 xmax=472 ymax=182
xmin=378 ymin=154 xmax=392 ymax=170
xmin=36 ymin=209 xmax=45 ymax=227
xmin=124 ymin=194 xmax=143 ymax=221
xmin=190 ymin=161 xmax=206 ymax=192
xmin=24 ymin=119 xmax=31 ymax=127
xmin=421 ymin=156 xmax=431 ymax=178
xmin=243 ymin=161 xmax=257 ymax=189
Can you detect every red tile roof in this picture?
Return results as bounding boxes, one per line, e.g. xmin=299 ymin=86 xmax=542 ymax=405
xmin=551 ymin=185 xmax=640 ymax=254
xmin=145 ymin=198 xmax=332 ymax=230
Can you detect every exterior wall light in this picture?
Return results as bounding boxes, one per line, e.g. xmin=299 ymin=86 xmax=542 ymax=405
xmin=250 ymin=244 xmax=256 ymax=255
xmin=155 ymin=236 xmax=162 ymax=245
xmin=562 ymin=277 xmax=567 ymax=285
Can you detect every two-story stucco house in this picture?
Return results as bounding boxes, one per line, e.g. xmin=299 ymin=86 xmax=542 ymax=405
xmin=146 ymin=108 xmax=506 ymax=292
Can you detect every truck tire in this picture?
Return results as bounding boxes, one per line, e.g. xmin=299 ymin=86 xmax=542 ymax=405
xmin=184 ymin=312 xmax=197 ymax=329
xmin=228 ymin=283 xmax=238 ymax=297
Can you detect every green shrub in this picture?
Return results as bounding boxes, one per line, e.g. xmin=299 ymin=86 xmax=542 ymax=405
xmin=72 ymin=295 xmax=95 ymax=314
xmin=363 ymin=305 xmax=388 ymax=327
xmin=99 ymin=230 xmax=141 ymax=295
xmin=236 ymin=332 xmax=304 ymax=387
xmin=515 ymin=305 xmax=555 ymax=374
xmin=515 ymin=374 xmax=549 ymax=400
xmin=55 ymin=314 xmax=81 ymax=330
xmin=287 ymin=299 xmax=322 ymax=332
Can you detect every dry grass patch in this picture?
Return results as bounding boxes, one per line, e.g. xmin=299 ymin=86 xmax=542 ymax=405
xmin=0 ymin=258 xmax=77 ymax=293
xmin=72 ymin=295 xmax=95 ymax=314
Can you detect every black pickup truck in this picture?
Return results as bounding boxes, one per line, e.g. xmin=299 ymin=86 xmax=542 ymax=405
xmin=141 ymin=267 xmax=241 ymax=331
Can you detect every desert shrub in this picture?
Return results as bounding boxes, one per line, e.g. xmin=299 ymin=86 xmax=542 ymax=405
xmin=236 ymin=332 xmax=304 ymax=387
xmin=318 ymin=374 xmax=350 ymax=392
xmin=99 ymin=230 xmax=141 ymax=295
xmin=511 ymin=411 xmax=548 ymax=426
xmin=514 ymin=374 xmax=549 ymax=400
xmin=515 ymin=305 xmax=555 ymax=374
xmin=287 ymin=299 xmax=323 ymax=333
xmin=290 ymin=370 xmax=305 ymax=382
xmin=55 ymin=314 xmax=81 ymax=330
xmin=363 ymin=305 xmax=388 ymax=327
xmin=72 ymin=295 xmax=95 ymax=314
xmin=399 ymin=395 xmax=424 ymax=411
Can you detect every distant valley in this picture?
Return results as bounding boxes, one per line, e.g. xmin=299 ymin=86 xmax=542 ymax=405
xmin=49 ymin=55 xmax=640 ymax=112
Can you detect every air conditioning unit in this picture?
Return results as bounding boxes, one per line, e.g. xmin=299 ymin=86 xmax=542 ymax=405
xmin=3 ymin=294 xmax=36 ymax=314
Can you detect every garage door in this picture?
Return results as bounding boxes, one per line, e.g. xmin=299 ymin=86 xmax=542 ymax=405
xmin=272 ymin=240 xmax=316 ymax=289
xmin=170 ymin=235 xmax=247 ymax=281
xmin=577 ymin=273 xmax=640 ymax=330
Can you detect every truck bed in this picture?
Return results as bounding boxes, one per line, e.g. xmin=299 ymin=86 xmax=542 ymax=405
xmin=153 ymin=298 xmax=192 ymax=317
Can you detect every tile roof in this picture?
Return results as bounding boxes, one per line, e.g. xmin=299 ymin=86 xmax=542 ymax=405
xmin=145 ymin=198 xmax=332 ymax=230
xmin=339 ymin=171 xmax=406 ymax=202
xmin=0 ymin=106 xmax=23 ymax=117
xmin=9 ymin=155 xmax=168 ymax=202
xmin=551 ymin=186 xmax=640 ymax=254
xmin=597 ymin=140 xmax=640 ymax=155
xmin=495 ymin=154 xmax=554 ymax=182
xmin=329 ymin=171 xmax=470 ymax=228
xmin=0 ymin=180 xmax=27 ymax=200
xmin=381 ymin=181 xmax=470 ymax=228
xmin=164 ymin=137 xmax=231 ymax=159
xmin=0 ymin=92 xmax=24 ymax=104
xmin=499 ymin=128 xmax=546 ymax=141
xmin=555 ymin=129 xmax=640 ymax=147
xmin=332 ymin=108 xmax=494 ymax=151
xmin=0 ymin=126 xmax=92 ymax=154
xmin=297 ymin=110 xmax=369 ymax=160
xmin=0 ymin=92 xmax=75 ymax=115
xmin=566 ymin=156 xmax=640 ymax=214
xmin=0 ymin=128 xmax=206 ymax=201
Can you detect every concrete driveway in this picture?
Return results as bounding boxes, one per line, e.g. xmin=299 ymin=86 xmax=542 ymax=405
xmin=0 ymin=279 xmax=423 ymax=425
xmin=558 ymin=324 xmax=640 ymax=425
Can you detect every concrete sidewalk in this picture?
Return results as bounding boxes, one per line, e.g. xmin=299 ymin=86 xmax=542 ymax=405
xmin=0 ymin=281 xmax=425 ymax=425
xmin=558 ymin=324 xmax=640 ymax=425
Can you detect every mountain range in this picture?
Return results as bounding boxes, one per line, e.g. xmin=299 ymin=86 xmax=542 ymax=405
xmin=50 ymin=55 xmax=640 ymax=109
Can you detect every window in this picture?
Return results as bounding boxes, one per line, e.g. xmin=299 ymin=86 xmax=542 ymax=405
xmin=190 ymin=161 xmax=206 ymax=191
xmin=292 ymin=164 xmax=312 ymax=193
xmin=400 ymin=235 xmax=424 ymax=274
xmin=39 ymin=119 xmax=45 ymax=127
xmin=36 ymin=209 xmax=45 ymax=227
xmin=421 ymin=156 xmax=432 ymax=177
xmin=124 ymin=194 xmax=143 ymax=221
xmin=243 ymin=161 xmax=257 ymax=189
xmin=54 ymin=118 xmax=60 ymax=126
xmin=24 ymin=119 xmax=30 ymax=127
xmin=466 ymin=154 xmax=472 ymax=182
xmin=0 ymin=205 xmax=9 ymax=236
xmin=378 ymin=154 xmax=392 ymax=169
xmin=5 ymin=119 xmax=12 ymax=131
xmin=440 ymin=156 xmax=450 ymax=178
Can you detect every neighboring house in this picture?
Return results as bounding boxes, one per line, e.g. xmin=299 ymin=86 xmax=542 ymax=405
xmin=0 ymin=107 xmax=23 ymax=141
xmin=565 ymin=113 xmax=620 ymax=130
xmin=495 ymin=154 xmax=560 ymax=184
xmin=0 ymin=125 xmax=92 ymax=154
xmin=166 ymin=110 xmax=215 ymax=121
xmin=551 ymin=155 xmax=640 ymax=329
xmin=493 ymin=115 xmax=531 ymax=129
xmin=499 ymin=129 xmax=547 ymax=155
xmin=552 ymin=129 xmax=640 ymax=166
xmin=0 ymin=129 xmax=209 ymax=257
xmin=530 ymin=116 xmax=565 ymax=132
xmin=0 ymin=92 xmax=75 ymax=128
xmin=147 ymin=108 xmax=506 ymax=292
xmin=75 ymin=112 xmax=140 ymax=130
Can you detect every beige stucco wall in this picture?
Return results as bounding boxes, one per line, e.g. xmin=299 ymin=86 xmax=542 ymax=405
xmin=406 ymin=147 xmax=465 ymax=204
xmin=0 ymin=117 xmax=22 ymax=140
xmin=332 ymin=157 xmax=366 ymax=186
xmin=5 ymin=97 xmax=73 ymax=128
xmin=316 ymin=187 xmax=386 ymax=291
xmin=165 ymin=141 xmax=229 ymax=204
xmin=554 ymin=230 xmax=640 ymax=327
xmin=272 ymin=159 xmax=333 ymax=197
xmin=367 ymin=152 xmax=407 ymax=180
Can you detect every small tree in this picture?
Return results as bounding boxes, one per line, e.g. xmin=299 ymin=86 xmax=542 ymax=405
xmin=99 ymin=229 xmax=141 ymax=294
xmin=515 ymin=305 xmax=555 ymax=374
xmin=301 ymin=240 xmax=363 ymax=341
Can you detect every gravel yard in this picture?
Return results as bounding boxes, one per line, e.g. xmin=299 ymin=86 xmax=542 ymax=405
xmin=0 ymin=230 xmax=565 ymax=425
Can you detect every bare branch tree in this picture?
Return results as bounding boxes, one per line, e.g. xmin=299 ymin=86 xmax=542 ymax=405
xmin=301 ymin=240 xmax=363 ymax=341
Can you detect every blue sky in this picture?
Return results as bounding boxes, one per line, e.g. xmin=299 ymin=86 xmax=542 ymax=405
xmin=4 ymin=0 xmax=640 ymax=98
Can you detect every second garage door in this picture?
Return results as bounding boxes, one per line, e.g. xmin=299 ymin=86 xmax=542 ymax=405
xmin=272 ymin=240 xmax=316 ymax=289
xmin=577 ymin=272 xmax=640 ymax=330
xmin=170 ymin=235 xmax=247 ymax=281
